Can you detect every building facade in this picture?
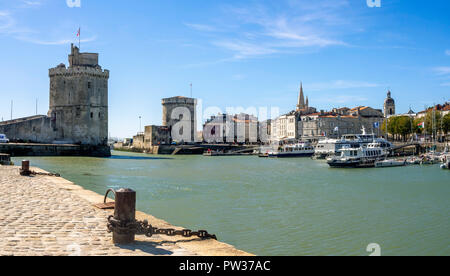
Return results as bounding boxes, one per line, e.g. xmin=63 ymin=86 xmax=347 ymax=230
xmin=300 ymin=107 xmax=384 ymax=139
xmin=203 ymin=113 xmax=259 ymax=144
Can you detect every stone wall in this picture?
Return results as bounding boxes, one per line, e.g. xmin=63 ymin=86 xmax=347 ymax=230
xmin=144 ymin=125 xmax=171 ymax=148
xmin=0 ymin=116 xmax=55 ymax=143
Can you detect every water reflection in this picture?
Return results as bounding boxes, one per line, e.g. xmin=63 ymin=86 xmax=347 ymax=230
xmin=109 ymin=155 xmax=173 ymax=160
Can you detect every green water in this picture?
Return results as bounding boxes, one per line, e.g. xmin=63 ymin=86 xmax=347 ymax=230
xmin=12 ymin=151 xmax=450 ymax=256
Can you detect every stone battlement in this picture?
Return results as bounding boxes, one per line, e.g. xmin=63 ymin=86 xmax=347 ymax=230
xmin=49 ymin=66 xmax=109 ymax=78
xmin=162 ymin=96 xmax=197 ymax=105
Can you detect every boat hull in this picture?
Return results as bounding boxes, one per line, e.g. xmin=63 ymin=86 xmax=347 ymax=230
xmin=268 ymin=152 xmax=314 ymax=158
xmin=327 ymin=159 xmax=375 ymax=168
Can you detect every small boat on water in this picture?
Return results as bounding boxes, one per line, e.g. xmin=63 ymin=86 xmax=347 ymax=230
xmin=327 ymin=142 xmax=388 ymax=168
xmin=440 ymin=154 xmax=450 ymax=170
xmin=375 ymin=159 xmax=406 ymax=168
xmin=263 ymin=142 xmax=315 ymax=158
xmin=203 ymin=149 xmax=252 ymax=156
xmin=406 ymin=157 xmax=421 ymax=165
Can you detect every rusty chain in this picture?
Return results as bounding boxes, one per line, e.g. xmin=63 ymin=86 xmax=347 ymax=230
xmin=20 ymin=169 xmax=61 ymax=177
xmin=107 ymin=216 xmax=217 ymax=240
xmin=30 ymin=171 xmax=61 ymax=177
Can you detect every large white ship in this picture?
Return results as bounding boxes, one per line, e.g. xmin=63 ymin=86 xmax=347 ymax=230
xmin=314 ymin=127 xmax=392 ymax=159
xmin=327 ymin=142 xmax=389 ymax=168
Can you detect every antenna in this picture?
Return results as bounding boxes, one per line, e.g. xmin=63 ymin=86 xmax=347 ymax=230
xmin=190 ymin=83 xmax=193 ymax=98
xmin=10 ymin=100 xmax=13 ymax=120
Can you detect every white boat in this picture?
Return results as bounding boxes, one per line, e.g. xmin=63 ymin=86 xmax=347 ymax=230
xmin=375 ymin=159 xmax=406 ymax=168
xmin=440 ymin=154 xmax=450 ymax=170
xmin=327 ymin=142 xmax=389 ymax=168
xmin=265 ymin=142 xmax=315 ymax=158
xmin=314 ymin=127 xmax=392 ymax=159
xmin=406 ymin=157 xmax=421 ymax=165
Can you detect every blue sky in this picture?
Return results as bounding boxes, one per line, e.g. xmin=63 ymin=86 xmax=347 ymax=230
xmin=0 ymin=0 xmax=449 ymax=138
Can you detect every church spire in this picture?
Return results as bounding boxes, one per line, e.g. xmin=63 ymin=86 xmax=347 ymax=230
xmin=306 ymin=96 xmax=309 ymax=108
xmin=297 ymin=82 xmax=305 ymax=110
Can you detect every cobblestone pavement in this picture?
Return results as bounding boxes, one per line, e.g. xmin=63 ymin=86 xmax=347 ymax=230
xmin=0 ymin=166 xmax=198 ymax=256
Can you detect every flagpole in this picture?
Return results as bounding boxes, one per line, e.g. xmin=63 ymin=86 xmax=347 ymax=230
xmin=79 ymin=27 xmax=81 ymax=50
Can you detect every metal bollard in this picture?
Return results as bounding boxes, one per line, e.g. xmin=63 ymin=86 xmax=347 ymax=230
xmin=20 ymin=160 xmax=31 ymax=176
xmin=112 ymin=188 xmax=136 ymax=244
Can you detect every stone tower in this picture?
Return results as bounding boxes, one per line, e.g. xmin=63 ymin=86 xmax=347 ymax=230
xmin=383 ymin=90 xmax=395 ymax=117
xmin=162 ymin=96 xmax=197 ymax=143
xmin=48 ymin=44 xmax=109 ymax=146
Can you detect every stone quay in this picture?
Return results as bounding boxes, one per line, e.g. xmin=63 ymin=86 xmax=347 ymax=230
xmin=0 ymin=165 xmax=251 ymax=256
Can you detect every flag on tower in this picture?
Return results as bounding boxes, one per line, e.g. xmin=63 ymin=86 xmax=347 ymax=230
xmin=77 ymin=28 xmax=80 ymax=37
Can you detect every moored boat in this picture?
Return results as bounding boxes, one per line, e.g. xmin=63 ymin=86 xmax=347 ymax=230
xmin=375 ymin=159 xmax=406 ymax=168
xmin=265 ymin=142 xmax=315 ymax=158
xmin=314 ymin=127 xmax=393 ymax=159
xmin=327 ymin=142 xmax=388 ymax=168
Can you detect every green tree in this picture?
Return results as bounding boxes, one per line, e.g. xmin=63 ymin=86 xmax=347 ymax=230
xmin=395 ymin=116 xmax=413 ymax=141
xmin=381 ymin=116 xmax=413 ymax=141
xmin=443 ymin=113 xmax=450 ymax=134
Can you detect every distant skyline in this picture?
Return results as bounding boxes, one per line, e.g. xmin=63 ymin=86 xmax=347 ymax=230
xmin=0 ymin=0 xmax=449 ymax=138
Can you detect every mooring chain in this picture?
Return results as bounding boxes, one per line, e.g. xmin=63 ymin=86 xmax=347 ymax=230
xmin=107 ymin=215 xmax=217 ymax=240
xmin=30 ymin=171 xmax=61 ymax=177
xmin=20 ymin=169 xmax=61 ymax=177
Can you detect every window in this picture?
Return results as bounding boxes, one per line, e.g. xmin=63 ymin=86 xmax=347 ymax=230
xmin=90 ymin=112 xmax=93 ymax=119
xmin=88 ymin=82 xmax=92 ymax=89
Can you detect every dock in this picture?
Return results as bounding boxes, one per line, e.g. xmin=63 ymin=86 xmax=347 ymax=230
xmin=0 ymin=165 xmax=251 ymax=256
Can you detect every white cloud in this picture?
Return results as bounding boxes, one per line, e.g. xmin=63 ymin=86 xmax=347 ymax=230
xmin=232 ymin=74 xmax=246 ymax=80
xmin=314 ymin=95 xmax=369 ymax=105
xmin=184 ymin=23 xmax=217 ymax=32
xmin=446 ymin=50 xmax=450 ymax=56
xmin=0 ymin=10 xmax=96 ymax=46
xmin=185 ymin=0 xmax=352 ymax=60
xmin=212 ymin=40 xmax=278 ymax=59
xmin=17 ymin=35 xmax=97 ymax=45
xmin=22 ymin=1 xmax=42 ymax=7
xmin=308 ymin=80 xmax=380 ymax=91
xmin=0 ymin=11 xmax=15 ymax=33
xmin=434 ymin=66 xmax=450 ymax=76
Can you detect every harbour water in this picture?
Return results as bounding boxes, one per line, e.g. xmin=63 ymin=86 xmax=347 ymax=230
xmin=12 ymin=151 xmax=450 ymax=256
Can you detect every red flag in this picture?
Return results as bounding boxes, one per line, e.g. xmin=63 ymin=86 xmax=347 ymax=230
xmin=77 ymin=28 xmax=80 ymax=37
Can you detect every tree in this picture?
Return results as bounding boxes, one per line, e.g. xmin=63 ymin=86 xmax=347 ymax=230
xmin=443 ymin=113 xmax=450 ymax=134
xmin=396 ymin=116 xmax=413 ymax=141
xmin=381 ymin=116 xmax=413 ymax=141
